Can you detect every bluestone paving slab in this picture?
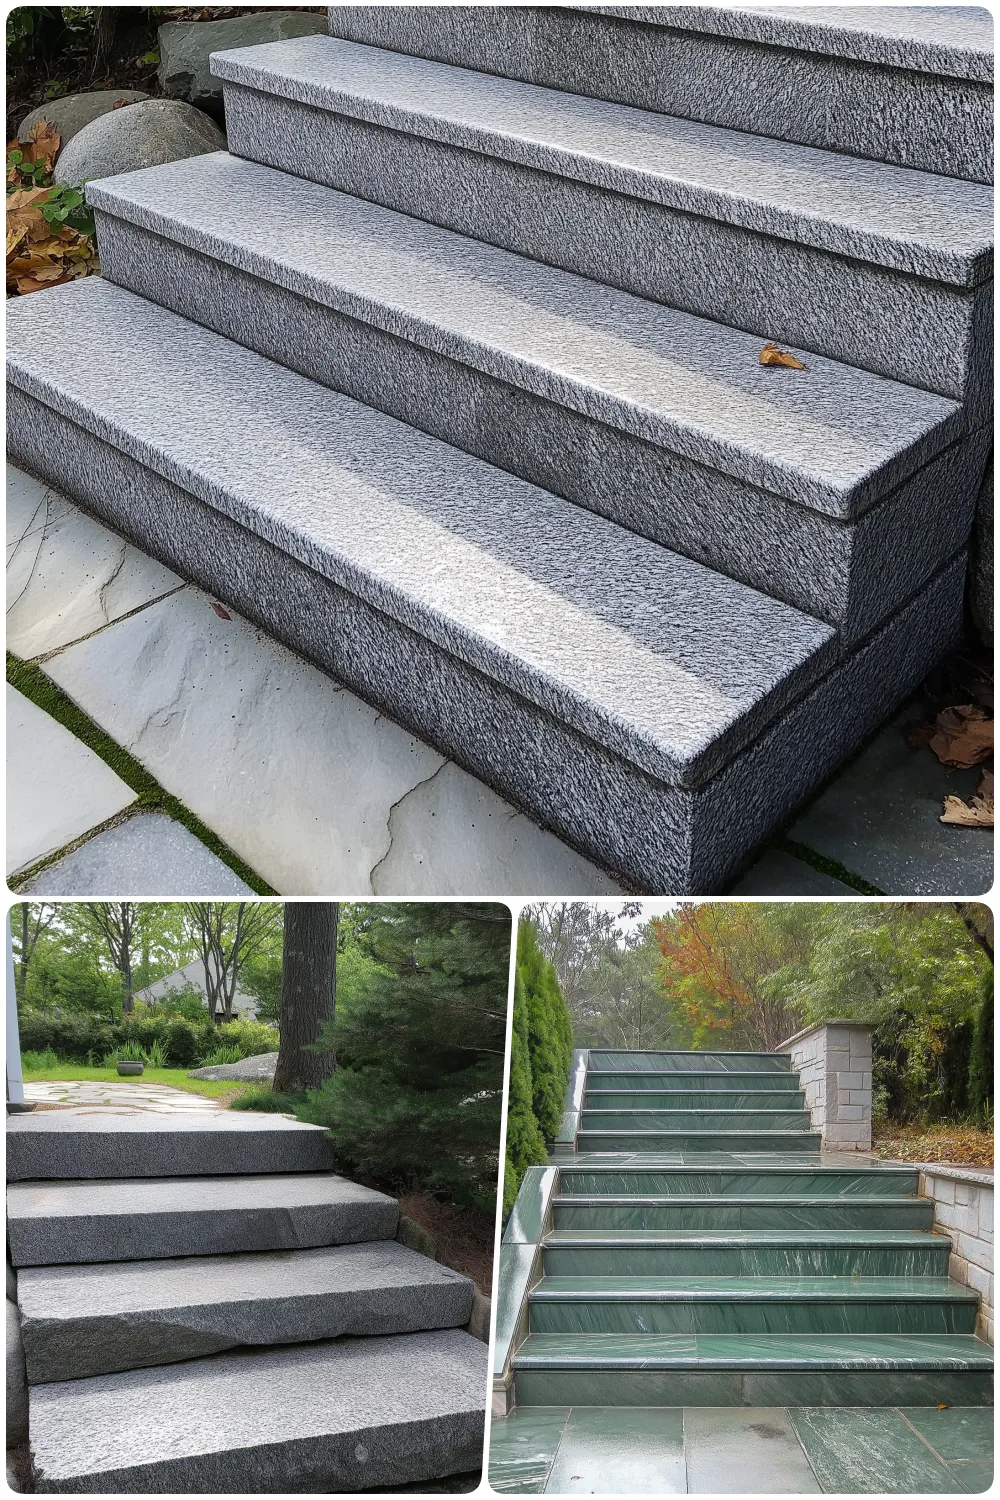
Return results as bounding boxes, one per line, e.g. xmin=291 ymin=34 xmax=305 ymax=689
xmin=6 ymin=685 xmax=136 ymax=876
xmin=6 ymin=1172 xmax=398 ymax=1266
xmin=91 ymin=154 xmax=983 ymax=635
xmin=545 ymin=1406 xmax=685 ymax=1493
xmin=487 ymin=1407 xmax=568 ymax=1493
xmin=327 ymin=5 xmax=993 ymax=181
xmin=17 ymin=1240 xmax=475 ymax=1382
xmin=789 ymin=1406 xmax=962 ymax=1493
xmin=28 ymin=1327 xmax=487 ymax=1492
xmin=20 ymin=811 xmax=255 ymax=896
xmin=216 ymin=37 xmax=993 ymax=405
xmin=730 ymin=847 xmax=855 ymax=894
xmin=900 ymin=1404 xmax=995 ymax=1460
xmin=6 ymin=1110 xmax=335 ymax=1180
xmin=683 ymin=1405 xmax=821 ymax=1493
xmin=6 ymin=461 xmax=181 ymax=659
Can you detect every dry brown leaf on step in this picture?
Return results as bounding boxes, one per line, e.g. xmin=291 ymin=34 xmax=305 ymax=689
xmin=759 ymin=341 xmax=807 ymax=370
xmin=940 ymin=770 xmax=994 ymax=829
xmin=22 ymin=119 xmax=61 ymax=174
xmin=928 ymin=703 xmax=993 ymax=768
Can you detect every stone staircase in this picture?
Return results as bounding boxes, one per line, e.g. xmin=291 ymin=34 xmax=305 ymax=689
xmin=6 ymin=1111 xmax=487 ymax=1492
xmin=5 ymin=6 xmax=993 ymax=893
xmin=504 ymin=1048 xmax=993 ymax=1411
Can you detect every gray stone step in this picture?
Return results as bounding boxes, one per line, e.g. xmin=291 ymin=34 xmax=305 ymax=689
xmin=6 ymin=1172 xmax=398 ymax=1267
xmin=6 ymin=1109 xmax=335 ymax=1181
xmin=17 ymin=1240 xmax=474 ymax=1383
xmin=7 ymin=277 xmax=964 ymax=894
xmin=28 ymin=1327 xmax=487 ymax=1492
xmin=324 ymin=5 xmax=993 ymax=183
xmin=214 ymin=35 xmax=993 ymax=407
xmin=89 ymin=151 xmax=984 ymax=637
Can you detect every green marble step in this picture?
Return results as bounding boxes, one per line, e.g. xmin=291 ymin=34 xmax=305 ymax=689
xmin=577 ymin=1130 xmax=822 ymax=1154
xmin=587 ymin=1072 xmax=801 ymax=1091
xmin=542 ymin=1229 xmax=953 ymax=1278
xmin=580 ymin=1110 xmax=811 ymax=1130
xmin=512 ymin=1332 xmax=994 ymax=1407
xmin=529 ymin=1275 xmax=978 ymax=1336
xmin=583 ymin=1090 xmax=806 ymax=1109
xmin=552 ymin=1196 xmax=933 ymax=1231
xmin=559 ymin=1166 xmax=921 ymax=1198
xmin=588 ymin=1052 xmax=792 ymax=1074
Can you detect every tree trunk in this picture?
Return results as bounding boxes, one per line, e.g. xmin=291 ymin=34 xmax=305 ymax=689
xmin=273 ymin=904 xmax=338 ymax=1094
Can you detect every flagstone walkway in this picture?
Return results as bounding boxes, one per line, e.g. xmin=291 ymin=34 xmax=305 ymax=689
xmin=22 ymin=1081 xmax=222 ymax=1112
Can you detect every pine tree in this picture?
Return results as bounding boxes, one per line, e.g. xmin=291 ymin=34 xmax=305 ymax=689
xmin=502 ymin=969 xmax=548 ymax=1216
xmin=967 ymin=967 xmax=994 ymax=1116
xmin=518 ymin=920 xmax=573 ymax=1140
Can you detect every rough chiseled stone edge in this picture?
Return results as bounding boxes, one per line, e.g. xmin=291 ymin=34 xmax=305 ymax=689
xmin=5 ymin=390 xmax=965 ymax=894
xmin=5 ymin=1128 xmax=336 ymax=1182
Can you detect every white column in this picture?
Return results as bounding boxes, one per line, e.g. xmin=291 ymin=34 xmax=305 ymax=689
xmin=7 ymin=915 xmax=25 ymax=1108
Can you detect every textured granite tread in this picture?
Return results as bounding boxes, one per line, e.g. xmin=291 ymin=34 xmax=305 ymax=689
xmin=514 ymin=1331 xmax=994 ymax=1368
xmin=210 ymin=35 xmax=994 ymax=284
xmin=6 ymin=276 xmax=843 ymax=793
xmin=28 ymin=1327 xmax=487 ymax=1493
xmin=589 ymin=6 xmax=995 ymax=81
xmin=532 ymin=1275 xmax=979 ymax=1302
xmin=89 ymin=152 xmax=963 ymax=518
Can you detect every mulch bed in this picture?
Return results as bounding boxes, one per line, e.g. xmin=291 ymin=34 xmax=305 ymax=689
xmin=872 ymin=1120 xmax=994 ymax=1169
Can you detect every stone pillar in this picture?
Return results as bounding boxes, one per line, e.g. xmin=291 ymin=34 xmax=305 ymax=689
xmin=775 ymin=1020 xmax=873 ymax=1151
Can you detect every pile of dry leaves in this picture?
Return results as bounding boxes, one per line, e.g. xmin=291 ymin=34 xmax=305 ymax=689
xmin=6 ymin=120 xmax=100 ymax=297
xmin=873 ymin=1120 xmax=994 ymax=1169
xmin=907 ymin=670 xmax=994 ymax=830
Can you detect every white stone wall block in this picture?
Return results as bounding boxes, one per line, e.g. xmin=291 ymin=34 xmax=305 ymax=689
xmin=838 ymin=1104 xmax=864 ymax=1122
xmin=840 ymin=1073 xmax=863 ymax=1089
xmin=965 ymin=1262 xmax=992 ymax=1299
xmin=979 ymin=1194 xmax=993 ymax=1233
xmin=955 ymin=1183 xmax=973 ymax=1206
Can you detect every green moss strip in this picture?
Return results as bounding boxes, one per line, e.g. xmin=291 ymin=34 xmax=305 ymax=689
xmin=773 ymin=835 xmax=884 ymax=896
xmin=8 ymin=651 xmax=277 ymax=895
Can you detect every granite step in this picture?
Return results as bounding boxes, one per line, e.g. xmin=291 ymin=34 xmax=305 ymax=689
xmin=578 ymin=1109 xmax=812 ymax=1130
xmin=88 ymin=150 xmax=981 ymax=636
xmin=7 ymin=277 xmax=965 ymax=895
xmin=214 ymin=34 xmax=994 ymax=404
xmin=558 ymin=1166 xmax=921 ymax=1198
xmin=28 ymin=1327 xmax=487 ymax=1492
xmin=577 ymin=1130 xmax=823 ymax=1154
xmin=528 ymin=1275 xmax=980 ymax=1337
xmin=17 ymin=1240 xmax=475 ymax=1383
xmin=582 ymin=1091 xmax=806 ymax=1110
xmin=6 ymin=1172 xmax=399 ymax=1267
xmin=586 ymin=1070 xmax=802 ymax=1091
xmin=5 ymin=1110 xmax=336 ymax=1181
xmin=541 ymin=1229 xmax=953 ymax=1278
xmin=325 ymin=4 xmax=994 ymax=183
xmin=588 ymin=1052 xmax=792 ymax=1073
xmin=550 ymin=1195 xmax=934 ymax=1231
xmin=511 ymin=1331 xmax=994 ymax=1407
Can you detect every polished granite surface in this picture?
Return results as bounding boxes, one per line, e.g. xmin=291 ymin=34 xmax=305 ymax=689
xmin=515 ymin=1332 xmax=993 ymax=1369
xmin=488 ymin=1405 xmax=994 ymax=1493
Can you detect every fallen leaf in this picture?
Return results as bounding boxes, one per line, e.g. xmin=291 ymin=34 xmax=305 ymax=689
xmin=940 ymin=770 xmax=994 ymax=828
xmin=759 ymin=341 xmax=806 ymax=370
xmin=211 ymin=602 xmax=232 ymax=620
xmin=904 ymin=720 xmax=936 ymax=750
xmin=928 ymin=704 xmax=993 ymax=768
xmin=937 ymin=1404 xmax=950 ymax=1411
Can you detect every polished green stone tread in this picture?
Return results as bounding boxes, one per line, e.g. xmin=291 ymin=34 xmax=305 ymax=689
xmin=580 ymin=1110 xmax=812 ymax=1129
xmin=551 ymin=1199 xmax=932 ymax=1230
xmin=558 ymin=1168 xmax=920 ymax=1196
xmin=587 ymin=1072 xmax=802 ymax=1090
xmin=514 ymin=1332 xmax=993 ymax=1369
xmin=531 ymin=1275 xmax=977 ymax=1302
xmin=584 ymin=1091 xmax=807 ymax=1109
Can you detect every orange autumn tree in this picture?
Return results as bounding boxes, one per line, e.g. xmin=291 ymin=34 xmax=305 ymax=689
xmin=652 ymin=902 xmax=819 ymax=1052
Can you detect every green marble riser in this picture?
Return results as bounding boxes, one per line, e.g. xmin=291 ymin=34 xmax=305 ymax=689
xmin=583 ymin=1091 xmax=807 ymax=1110
xmin=558 ymin=1169 xmax=921 ymax=1198
xmin=513 ymin=1368 xmax=994 ymax=1409
xmin=529 ymin=1300 xmax=977 ymax=1337
xmin=581 ymin=1111 xmax=811 ymax=1130
xmin=587 ymin=1073 xmax=801 ymax=1091
xmin=552 ymin=1200 xmax=933 ymax=1230
xmin=578 ymin=1131 xmax=822 ymax=1154
xmin=542 ymin=1244 xmax=952 ymax=1278
xmin=588 ymin=1054 xmax=791 ymax=1074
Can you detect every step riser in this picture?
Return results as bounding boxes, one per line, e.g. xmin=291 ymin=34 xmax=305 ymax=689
xmin=94 ymin=210 xmax=984 ymax=640
xmin=579 ymin=1111 xmax=811 ymax=1130
xmin=222 ymin=80 xmax=992 ymax=407
xmin=542 ymin=1246 xmax=952 ymax=1277
xmin=583 ymin=1092 xmax=806 ymax=1110
xmin=5 ymin=1128 xmax=335 ymax=1181
xmin=577 ymin=1133 xmax=822 ymax=1153
xmin=513 ymin=1367 xmax=993 ymax=1408
xmin=528 ymin=1301 xmax=978 ymax=1337
xmin=559 ymin=1172 xmax=920 ymax=1197
xmin=586 ymin=1073 xmax=801 ymax=1091
xmin=325 ymin=6 xmax=993 ymax=184
xmin=588 ymin=1054 xmax=791 ymax=1073
xmin=5 ymin=387 xmax=968 ymax=895
xmin=551 ymin=1203 xmax=933 ymax=1231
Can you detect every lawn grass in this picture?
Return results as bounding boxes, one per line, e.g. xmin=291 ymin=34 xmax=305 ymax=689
xmin=21 ymin=1064 xmax=255 ymax=1102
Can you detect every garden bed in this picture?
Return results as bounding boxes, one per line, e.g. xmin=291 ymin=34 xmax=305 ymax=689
xmin=872 ymin=1119 xmax=994 ymax=1169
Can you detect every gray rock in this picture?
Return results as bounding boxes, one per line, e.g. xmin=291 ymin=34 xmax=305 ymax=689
xmin=18 ymin=1241 xmax=474 ymax=1383
xmin=6 ymin=1303 xmax=27 ymax=1450
xmin=29 ymin=1328 xmax=487 ymax=1492
xmin=6 ymin=1263 xmax=16 ymax=1304
xmin=54 ymin=98 xmax=224 ymax=185
xmin=159 ymin=11 xmax=327 ymax=115
xmin=21 ymin=811 xmax=254 ymax=897
xmin=970 ymin=458 xmax=993 ymax=646
xmin=466 ymin=1287 xmax=491 ymax=1344
xmin=19 ymin=91 xmax=148 ymax=151
xmin=7 ymin=1172 xmax=398 ymax=1267
xmin=6 ymin=1109 xmax=334 ymax=1181
xmin=396 ymin=1216 xmax=438 ymax=1260
xmin=187 ymin=1051 xmax=277 ymax=1082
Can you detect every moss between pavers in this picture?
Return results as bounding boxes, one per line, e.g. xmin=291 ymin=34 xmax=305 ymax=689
xmin=772 ymin=836 xmax=884 ymax=896
xmin=7 ymin=651 xmax=276 ymax=895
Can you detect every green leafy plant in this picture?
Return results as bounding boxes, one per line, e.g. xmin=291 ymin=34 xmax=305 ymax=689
xmin=143 ymin=1039 xmax=166 ymax=1068
xmin=20 ymin=1047 xmax=60 ymax=1070
xmin=200 ymin=1045 xmax=242 ymax=1069
xmin=103 ymin=1039 xmax=146 ymax=1065
xmin=229 ymin=1083 xmax=299 ymax=1114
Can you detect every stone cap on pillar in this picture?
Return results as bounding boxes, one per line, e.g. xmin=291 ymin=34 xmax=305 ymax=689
xmin=774 ymin=1019 xmax=874 ymax=1052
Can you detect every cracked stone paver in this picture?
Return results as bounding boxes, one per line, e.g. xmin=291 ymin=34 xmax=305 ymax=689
xmin=6 ymin=684 xmax=137 ymax=877
xmin=22 ymin=1081 xmax=222 ymax=1111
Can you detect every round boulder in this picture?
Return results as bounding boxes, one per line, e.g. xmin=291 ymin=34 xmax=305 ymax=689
xmin=6 ymin=1302 xmax=27 ymax=1451
xmin=19 ymin=90 xmax=148 ymax=151
xmin=54 ymin=98 xmax=225 ymax=185
xmin=159 ymin=11 xmax=327 ymax=116
xmin=187 ymin=1051 xmax=278 ymax=1083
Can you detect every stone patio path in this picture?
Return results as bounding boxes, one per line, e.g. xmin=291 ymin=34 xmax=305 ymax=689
xmin=22 ymin=1081 xmax=222 ymax=1112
